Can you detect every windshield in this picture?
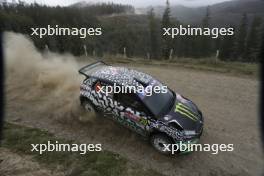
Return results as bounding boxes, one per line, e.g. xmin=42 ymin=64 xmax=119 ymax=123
xmin=137 ymin=80 xmax=174 ymax=117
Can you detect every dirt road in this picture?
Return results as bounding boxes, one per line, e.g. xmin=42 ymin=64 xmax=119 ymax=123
xmin=3 ymin=33 xmax=264 ymax=176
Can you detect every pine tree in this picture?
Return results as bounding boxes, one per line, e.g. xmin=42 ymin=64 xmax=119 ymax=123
xmin=260 ymin=26 xmax=264 ymax=63
xmin=219 ymin=34 xmax=235 ymax=61
xmin=260 ymin=24 xmax=264 ymax=149
xmin=162 ymin=0 xmax=171 ymax=28
xmin=148 ymin=8 xmax=160 ymax=59
xmin=233 ymin=13 xmax=248 ymax=61
xmin=161 ymin=0 xmax=172 ymax=59
xmin=202 ymin=6 xmax=210 ymax=28
xmin=200 ymin=6 xmax=211 ymax=57
xmin=245 ymin=16 xmax=262 ymax=62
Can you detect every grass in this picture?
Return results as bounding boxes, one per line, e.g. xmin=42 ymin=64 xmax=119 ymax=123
xmin=81 ymin=56 xmax=258 ymax=78
xmin=1 ymin=123 xmax=163 ymax=176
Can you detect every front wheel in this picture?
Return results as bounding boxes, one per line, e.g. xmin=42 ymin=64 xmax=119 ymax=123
xmin=150 ymin=134 xmax=173 ymax=155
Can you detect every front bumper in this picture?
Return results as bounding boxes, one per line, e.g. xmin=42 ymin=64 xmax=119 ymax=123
xmin=175 ymin=125 xmax=203 ymax=154
xmin=176 ymin=138 xmax=200 ymax=154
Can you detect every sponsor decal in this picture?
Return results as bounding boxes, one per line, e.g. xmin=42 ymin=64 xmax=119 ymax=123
xmin=95 ymin=82 xmax=102 ymax=93
xmin=125 ymin=112 xmax=140 ymax=121
xmin=139 ymin=118 xmax=148 ymax=126
xmin=175 ymin=103 xmax=198 ymax=121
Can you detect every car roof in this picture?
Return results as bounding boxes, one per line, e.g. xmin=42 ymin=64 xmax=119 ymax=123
xmin=90 ymin=66 xmax=154 ymax=87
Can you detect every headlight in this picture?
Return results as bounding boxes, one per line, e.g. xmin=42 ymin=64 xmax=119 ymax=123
xmin=184 ymin=130 xmax=196 ymax=135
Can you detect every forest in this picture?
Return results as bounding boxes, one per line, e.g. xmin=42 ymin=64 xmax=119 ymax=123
xmin=0 ymin=0 xmax=263 ymax=62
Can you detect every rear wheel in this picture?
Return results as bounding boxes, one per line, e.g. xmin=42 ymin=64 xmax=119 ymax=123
xmin=150 ymin=134 xmax=173 ymax=155
xmin=79 ymin=100 xmax=98 ymax=122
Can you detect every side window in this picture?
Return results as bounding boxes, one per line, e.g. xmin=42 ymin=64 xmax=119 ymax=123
xmin=114 ymin=93 xmax=150 ymax=115
xmin=114 ymin=93 xmax=137 ymax=107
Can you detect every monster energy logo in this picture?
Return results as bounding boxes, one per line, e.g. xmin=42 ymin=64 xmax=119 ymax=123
xmin=175 ymin=103 xmax=198 ymax=121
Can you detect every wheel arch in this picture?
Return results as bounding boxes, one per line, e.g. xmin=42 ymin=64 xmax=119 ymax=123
xmin=80 ymin=95 xmax=89 ymax=105
xmin=149 ymin=130 xmax=174 ymax=143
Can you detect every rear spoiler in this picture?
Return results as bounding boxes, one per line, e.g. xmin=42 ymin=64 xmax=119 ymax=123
xmin=78 ymin=61 xmax=108 ymax=77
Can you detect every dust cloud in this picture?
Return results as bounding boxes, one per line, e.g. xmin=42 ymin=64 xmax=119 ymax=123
xmin=4 ymin=32 xmax=91 ymax=122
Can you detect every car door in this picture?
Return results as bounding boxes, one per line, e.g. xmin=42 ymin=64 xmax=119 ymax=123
xmin=113 ymin=92 xmax=151 ymax=135
xmin=92 ymin=80 xmax=115 ymax=114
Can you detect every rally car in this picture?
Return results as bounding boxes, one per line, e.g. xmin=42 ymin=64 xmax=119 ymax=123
xmin=79 ymin=61 xmax=204 ymax=154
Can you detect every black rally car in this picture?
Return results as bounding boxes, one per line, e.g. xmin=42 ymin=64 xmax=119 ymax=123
xmin=79 ymin=61 xmax=204 ymax=154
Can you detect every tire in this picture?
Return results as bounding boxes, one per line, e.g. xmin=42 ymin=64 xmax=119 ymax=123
xmin=150 ymin=133 xmax=173 ymax=155
xmin=79 ymin=100 xmax=98 ymax=122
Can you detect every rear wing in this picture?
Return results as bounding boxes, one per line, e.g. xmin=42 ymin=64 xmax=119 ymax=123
xmin=78 ymin=61 xmax=108 ymax=77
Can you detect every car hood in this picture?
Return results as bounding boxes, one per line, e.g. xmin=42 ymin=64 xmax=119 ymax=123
xmin=162 ymin=93 xmax=203 ymax=131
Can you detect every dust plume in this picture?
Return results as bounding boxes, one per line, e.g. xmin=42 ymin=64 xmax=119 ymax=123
xmin=4 ymin=32 xmax=136 ymax=143
xmin=4 ymin=32 xmax=91 ymax=122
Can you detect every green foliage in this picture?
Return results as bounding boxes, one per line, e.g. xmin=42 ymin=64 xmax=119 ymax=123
xmin=231 ymin=13 xmax=263 ymax=62
xmin=233 ymin=13 xmax=248 ymax=60
xmin=99 ymin=15 xmax=149 ymax=57
xmin=261 ymin=26 xmax=264 ymax=62
xmin=245 ymin=16 xmax=262 ymax=62
xmin=0 ymin=3 xmax=133 ymax=56
xmin=219 ymin=34 xmax=236 ymax=61
xmin=148 ymin=8 xmax=161 ymax=59
xmin=0 ymin=2 xmax=262 ymax=62
xmin=200 ymin=6 xmax=212 ymax=57
xmin=161 ymin=0 xmax=172 ymax=28
xmin=161 ymin=0 xmax=173 ymax=59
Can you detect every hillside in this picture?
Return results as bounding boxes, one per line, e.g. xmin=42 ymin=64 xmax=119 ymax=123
xmin=137 ymin=0 xmax=264 ymax=26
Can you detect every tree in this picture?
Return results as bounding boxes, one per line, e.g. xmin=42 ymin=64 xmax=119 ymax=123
xmin=162 ymin=0 xmax=171 ymax=28
xmin=245 ymin=16 xmax=262 ymax=62
xmin=219 ymin=34 xmax=236 ymax=61
xmin=260 ymin=26 xmax=264 ymax=63
xmin=233 ymin=13 xmax=248 ymax=61
xmin=161 ymin=0 xmax=172 ymax=59
xmin=200 ymin=6 xmax=212 ymax=57
xmin=202 ymin=6 xmax=210 ymax=28
xmin=260 ymin=23 xmax=264 ymax=148
xmin=148 ymin=8 xmax=160 ymax=59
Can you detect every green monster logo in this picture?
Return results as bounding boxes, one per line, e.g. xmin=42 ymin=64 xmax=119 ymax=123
xmin=175 ymin=103 xmax=198 ymax=121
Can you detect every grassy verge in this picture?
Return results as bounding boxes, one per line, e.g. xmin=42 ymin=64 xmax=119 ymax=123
xmin=1 ymin=123 xmax=163 ymax=176
xmin=79 ymin=56 xmax=258 ymax=78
